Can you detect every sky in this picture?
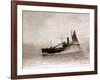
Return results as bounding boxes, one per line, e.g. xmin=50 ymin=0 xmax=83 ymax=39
xmin=22 ymin=11 xmax=89 ymax=47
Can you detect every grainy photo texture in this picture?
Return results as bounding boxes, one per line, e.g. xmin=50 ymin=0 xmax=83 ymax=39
xmin=22 ymin=11 xmax=90 ymax=70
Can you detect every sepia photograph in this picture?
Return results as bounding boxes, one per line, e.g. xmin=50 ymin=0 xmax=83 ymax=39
xmin=22 ymin=11 xmax=90 ymax=70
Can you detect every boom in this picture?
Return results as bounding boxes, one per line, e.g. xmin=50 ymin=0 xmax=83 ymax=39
xmin=52 ymin=42 xmax=63 ymax=48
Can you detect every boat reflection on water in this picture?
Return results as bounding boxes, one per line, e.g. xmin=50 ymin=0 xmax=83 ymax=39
xmin=41 ymin=30 xmax=80 ymax=56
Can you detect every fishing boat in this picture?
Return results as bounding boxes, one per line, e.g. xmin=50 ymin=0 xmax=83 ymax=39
xmin=41 ymin=30 xmax=80 ymax=56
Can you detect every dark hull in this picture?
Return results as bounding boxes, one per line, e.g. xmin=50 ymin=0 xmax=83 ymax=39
xmin=42 ymin=47 xmax=65 ymax=53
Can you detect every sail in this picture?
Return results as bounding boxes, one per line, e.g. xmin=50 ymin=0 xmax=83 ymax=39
xmin=72 ymin=30 xmax=79 ymax=43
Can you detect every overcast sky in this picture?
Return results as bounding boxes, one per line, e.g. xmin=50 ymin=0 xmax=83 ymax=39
xmin=22 ymin=11 xmax=89 ymax=47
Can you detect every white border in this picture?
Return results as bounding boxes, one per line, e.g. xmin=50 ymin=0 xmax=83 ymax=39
xmin=17 ymin=5 xmax=94 ymax=75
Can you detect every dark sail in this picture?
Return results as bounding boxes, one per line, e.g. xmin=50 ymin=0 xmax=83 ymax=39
xmin=72 ymin=30 xmax=79 ymax=43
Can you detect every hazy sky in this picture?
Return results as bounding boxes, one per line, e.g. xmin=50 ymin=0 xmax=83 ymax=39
xmin=22 ymin=11 xmax=89 ymax=47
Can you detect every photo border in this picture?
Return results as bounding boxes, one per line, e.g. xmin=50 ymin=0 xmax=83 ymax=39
xmin=11 ymin=1 xmax=97 ymax=79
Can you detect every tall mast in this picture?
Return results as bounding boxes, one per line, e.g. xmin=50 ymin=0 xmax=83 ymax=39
xmin=71 ymin=30 xmax=73 ymax=43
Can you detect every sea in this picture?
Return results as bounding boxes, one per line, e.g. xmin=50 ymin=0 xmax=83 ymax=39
xmin=22 ymin=43 xmax=89 ymax=70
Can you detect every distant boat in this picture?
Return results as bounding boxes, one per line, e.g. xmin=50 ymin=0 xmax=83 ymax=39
xmin=41 ymin=30 xmax=80 ymax=56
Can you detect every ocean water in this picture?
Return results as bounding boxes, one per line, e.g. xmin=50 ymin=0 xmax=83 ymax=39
xmin=23 ymin=43 xmax=89 ymax=70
